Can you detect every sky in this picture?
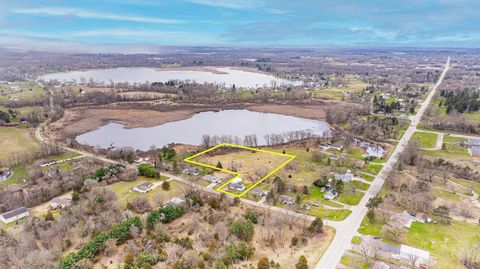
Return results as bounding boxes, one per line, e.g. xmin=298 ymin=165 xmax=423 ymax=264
xmin=1 ymin=0 xmax=480 ymax=52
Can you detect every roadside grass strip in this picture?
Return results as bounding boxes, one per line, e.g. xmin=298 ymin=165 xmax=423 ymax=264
xmin=184 ymin=143 xmax=295 ymax=198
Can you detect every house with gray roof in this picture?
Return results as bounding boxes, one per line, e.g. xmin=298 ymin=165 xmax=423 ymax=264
xmin=251 ymin=188 xmax=269 ymax=197
xmin=0 ymin=207 xmax=29 ymax=224
xmin=50 ymin=198 xmax=72 ymax=209
xmin=279 ymin=195 xmax=296 ymax=204
xmin=132 ymin=181 xmax=153 ymax=193
xmin=203 ymin=174 xmax=222 ymax=184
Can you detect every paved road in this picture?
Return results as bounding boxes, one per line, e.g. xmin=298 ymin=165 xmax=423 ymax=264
xmin=315 ymin=57 xmax=451 ymax=269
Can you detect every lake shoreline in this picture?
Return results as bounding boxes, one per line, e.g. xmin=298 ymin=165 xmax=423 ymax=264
xmin=45 ymin=102 xmax=336 ymax=145
xmin=75 ymin=109 xmax=331 ymax=150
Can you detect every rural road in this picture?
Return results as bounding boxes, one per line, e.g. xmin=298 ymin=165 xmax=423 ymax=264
xmin=314 ymin=57 xmax=451 ymax=269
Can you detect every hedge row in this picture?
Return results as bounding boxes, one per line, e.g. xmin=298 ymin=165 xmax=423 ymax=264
xmin=147 ymin=205 xmax=185 ymax=229
xmin=59 ymin=217 xmax=143 ymax=269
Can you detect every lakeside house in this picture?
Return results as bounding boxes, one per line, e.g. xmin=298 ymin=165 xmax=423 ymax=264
xmin=228 ymin=178 xmax=246 ymax=192
xmin=132 ymin=181 xmax=153 ymax=193
xmin=279 ymin=195 xmax=296 ymax=204
xmin=334 ymin=170 xmax=354 ymax=183
xmin=50 ymin=198 xmax=72 ymax=209
xmin=183 ymin=168 xmax=200 ymax=176
xmin=203 ymin=174 xmax=222 ymax=184
xmin=400 ymin=244 xmax=430 ymax=268
xmin=0 ymin=207 xmax=29 ymax=224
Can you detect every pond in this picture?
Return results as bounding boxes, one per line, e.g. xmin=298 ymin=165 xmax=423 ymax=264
xmin=39 ymin=67 xmax=301 ymax=88
xmin=76 ymin=110 xmax=330 ymax=150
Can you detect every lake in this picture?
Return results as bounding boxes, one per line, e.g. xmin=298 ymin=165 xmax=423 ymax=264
xmin=76 ymin=110 xmax=330 ymax=150
xmin=39 ymin=67 xmax=301 ymax=88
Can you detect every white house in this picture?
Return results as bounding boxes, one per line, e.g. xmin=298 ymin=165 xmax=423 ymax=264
xmin=228 ymin=178 xmax=246 ymax=192
xmin=400 ymin=244 xmax=430 ymax=267
xmin=50 ymin=198 xmax=72 ymax=209
xmin=0 ymin=207 xmax=30 ymax=224
xmin=366 ymin=145 xmax=385 ymax=158
xmin=334 ymin=170 xmax=354 ymax=183
xmin=132 ymin=181 xmax=152 ymax=193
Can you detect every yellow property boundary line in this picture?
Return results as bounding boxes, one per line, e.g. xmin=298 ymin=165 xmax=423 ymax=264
xmin=184 ymin=143 xmax=296 ymax=198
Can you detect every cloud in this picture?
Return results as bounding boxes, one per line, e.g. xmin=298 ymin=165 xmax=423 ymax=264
xmin=12 ymin=7 xmax=185 ymax=24
xmin=70 ymin=28 xmax=222 ymax=44
xmin=185 ymin=0 xmax=257 ymax=9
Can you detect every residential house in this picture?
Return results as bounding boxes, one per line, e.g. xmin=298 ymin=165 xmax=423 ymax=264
xmin=132 ymin=181 xmax=152 ymax=193
xmin=279 ymin=195 xmax=296 ymax=204
xmin=50 ymin=198 xmax=72 ymax=209
xmin=228 ymin=178 xmax=246 ymax=192
xmin=334 ymin=170 xmax=354 ymax=183
xmin=400 ymin=244 xmax=430 ymax=268
xmin=0 ymin=207 xmax=29 ymax=224
xmin=391 ymin=211 xmax=426 ymax=228
xmin=319 ymin=144 xmax=331 ymax=150
xmin=331 ymin=145 xmax=343 ymax=151
xmin=324 ymin=189 xmax=338 ymax=200
xmin=366 ymin=145 xmax=385 ymax=158
xmin=168 ymin=197 xmax=186 ymax=207
xmin=251 ymin=188 xmax=269 ymax=197
xmin=182 ymin=168 xmax=200 ymax=176
xmin=203 ymin=174 xmax=222 ymax=184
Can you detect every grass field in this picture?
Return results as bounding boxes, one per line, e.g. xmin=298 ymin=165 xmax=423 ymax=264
xmin=309 ymin=207 xmax=351 ymax=221
xmin=352 ymin=180 xmax=370 ymax=191
xmin=412 ymin=132 xmax=438 ymax=148
xmin=108 ymin=176 xmax=171 ymax=204
xmin=431 ymin=188 xmax=462 ymax=202
xmin=451 ymin=178 xmax=480 ymax=196
xmin=358 ymin=215 xmax=384 ymax=236
xmin=406 ymin=221 xmax=480 ymax=269
xmin=340 ymin=253 xmax=370 ymax=269
xmin=338 ymin=190 xmax=365 ymax=205
xmin=311 ymin=76 xmax=369 ymax=100
xmin=303 ymin=186 xmax=344 ymax=208
xmin=361 ymin=163 xmax=383 ymax=175
xmin=0 ymin=82 xmax=45 ymax=102
xmin=0 ymin=127 xmax=39 ymax=161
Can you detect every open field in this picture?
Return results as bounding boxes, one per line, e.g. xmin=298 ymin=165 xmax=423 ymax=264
xmin=106 ymin=176 xmax=184 ymax=206
xmin=0 ymin=127 xmax=39 ymax=162
xmin=412 ymin=131 xmax=438 ymax=148
xmin=310 ymin=76 xmax=369 ymax=100
xmin=406 ymin=221 xmax=480 ymax=269
xmin=0 ymin=81 xmax=45 ymax=102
